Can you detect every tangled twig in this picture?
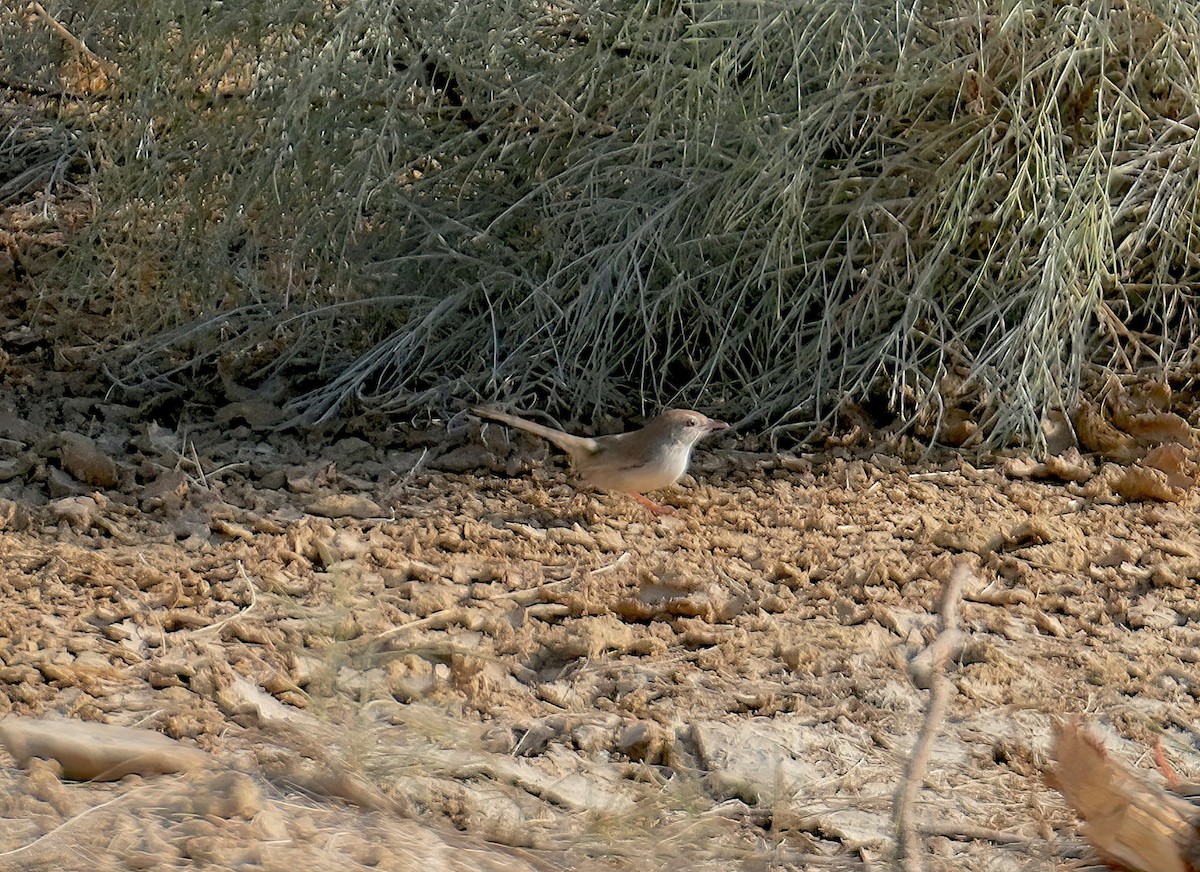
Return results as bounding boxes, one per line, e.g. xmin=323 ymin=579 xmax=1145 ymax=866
xmin=893 ymin=560 xmax=970 ymax=871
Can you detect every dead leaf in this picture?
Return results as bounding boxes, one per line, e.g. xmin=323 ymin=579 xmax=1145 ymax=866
xmin=1115 ymin=411 xmax=1194 ymax=445
xmin=215 ymin=399 xmax=286 ymax=430
xmin=1113 ymin=466 xmax=1186 ymax=503
xmin=1042 ymin=409 xmax=1078 ymax=454
xmin=1041 ymin=451 xmax=1094 ymax=482
xmin=1002 ymin=450 xmax=1092 ymax=483
xmin=940 ymin=408 xmax=978 ymax=446
xmin=58 ymin=431 xmax=120 ymax=487
xmin=1075 ymin=402 xmax=1139 ymax=462
xmin=306 ymin=494 xmax=382 ymax=519
xmin=46 ymin=494 xmax=102 ymax=529
xmin=1144 ymin=444 xmax=1197 ymax=490
xmin=1002 ymin=457 xmax=1041 ymax=479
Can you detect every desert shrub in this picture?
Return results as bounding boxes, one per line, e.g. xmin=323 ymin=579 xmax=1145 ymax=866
xmin=4 ymin=0 xmax=1200 ymax=443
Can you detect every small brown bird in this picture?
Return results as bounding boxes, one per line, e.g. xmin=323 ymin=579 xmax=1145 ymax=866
xmin=472 ymin=406 xmax=728 ymax=514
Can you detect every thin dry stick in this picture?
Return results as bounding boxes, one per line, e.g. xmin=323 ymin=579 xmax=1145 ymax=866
xmin=187 ymin=561 xmax=258 ymax=637
xmin=368 ymin=552 xmax=630 ymax=644
xmin=29 ymin=2 xmax=120 ymax=78
xmin=0 ymin=777 xmax=171 ymax=859
xmin=893 ymin=561 xmax=970 ymax=872
xmin=369 ymin=577 xmax=573 ymax=642
xmin=919 ymin=821 xmax=1032 ymax=847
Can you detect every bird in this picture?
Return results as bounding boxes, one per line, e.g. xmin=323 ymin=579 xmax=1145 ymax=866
xmin=472 ymin=406 xmax=728 ymax=514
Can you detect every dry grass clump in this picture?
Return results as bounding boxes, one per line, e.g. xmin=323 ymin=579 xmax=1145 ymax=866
xmin=4 ymin=1 xmax=1200 ymax=443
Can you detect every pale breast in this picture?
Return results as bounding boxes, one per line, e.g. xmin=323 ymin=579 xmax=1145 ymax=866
xmin=575 ymin=440 xmax=691 ymax=494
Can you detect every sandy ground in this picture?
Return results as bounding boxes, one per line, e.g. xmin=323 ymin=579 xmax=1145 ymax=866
xmin=2 ymin=288 xmax=1200 ymax=871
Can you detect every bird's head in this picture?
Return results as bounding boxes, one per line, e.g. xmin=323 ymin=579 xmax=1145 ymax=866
xmin=653 ymin=409 xmax=729 ymax=446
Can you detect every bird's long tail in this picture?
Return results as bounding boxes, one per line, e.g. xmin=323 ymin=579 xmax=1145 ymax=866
xmin=471 ymin=407 xmax=597 ymax=455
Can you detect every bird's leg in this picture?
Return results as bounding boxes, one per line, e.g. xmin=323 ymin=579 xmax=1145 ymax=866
xmin=631 ymin=493 xmax=673 ymax=515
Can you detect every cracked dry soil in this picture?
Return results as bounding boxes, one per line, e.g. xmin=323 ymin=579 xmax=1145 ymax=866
xmin=1 ymin=339 xmax=1200 ymax=871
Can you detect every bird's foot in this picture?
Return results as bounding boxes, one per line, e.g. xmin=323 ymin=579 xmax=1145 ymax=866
xmin=631 ymin=493 xmax=674 ymax=515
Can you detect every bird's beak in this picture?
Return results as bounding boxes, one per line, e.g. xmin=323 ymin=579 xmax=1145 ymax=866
xmin=706 ymin=418 xmax=730 ymax=433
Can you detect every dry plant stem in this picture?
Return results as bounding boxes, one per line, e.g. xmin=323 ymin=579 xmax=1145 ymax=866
xmin=893 ymin=561 xmax=970 ymax=871
xmin=918 ymin=821 xmax=1032 ymax=847
xmin=369 ymin=578 xmax=573 ymax=643
xmin=370 ymin=551 xmax=631 ymax=643
xmin=29 ymin=2 xmax=119 ymax=78
xmin=186 ymin=561 xmax=258 ymax=638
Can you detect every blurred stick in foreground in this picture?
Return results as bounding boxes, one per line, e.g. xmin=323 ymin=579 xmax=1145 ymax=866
xmin=1050 ymin=718 xmax=1200 ymax=872
xmin=893 ymin=560 xmax=970 ymax=871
